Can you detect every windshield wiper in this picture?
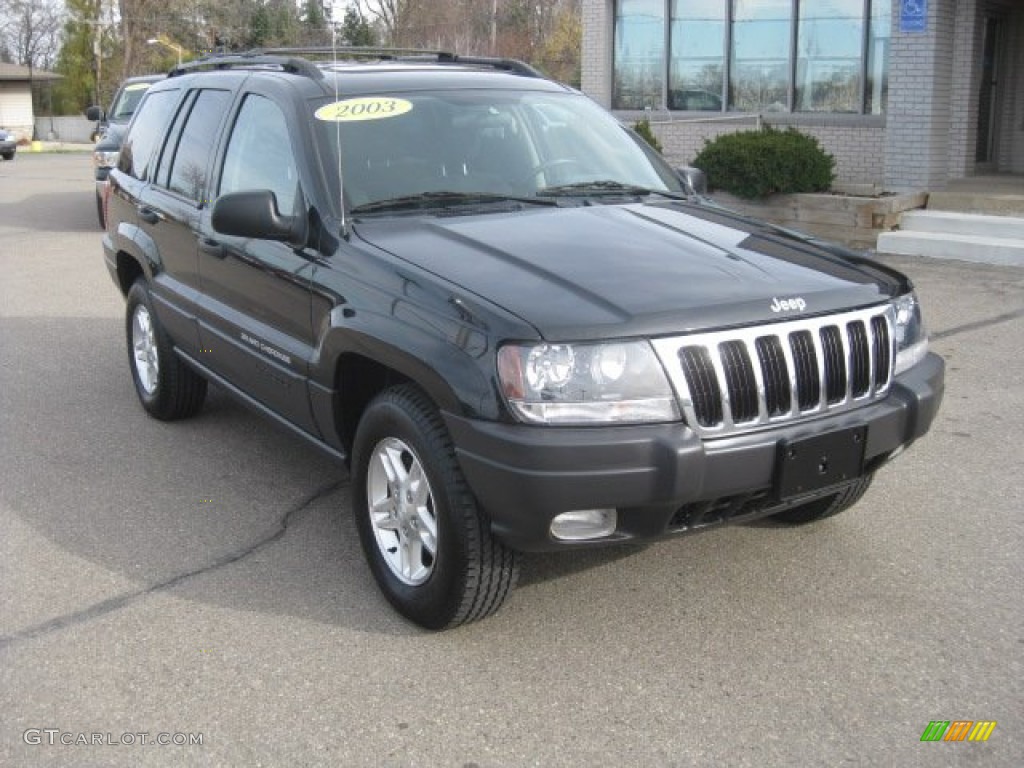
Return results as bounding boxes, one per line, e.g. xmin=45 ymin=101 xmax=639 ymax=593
xmin=537 ymin=180 xmax=688 ymax=200
xmin=351 ymin=191 xmax=558 ymax=215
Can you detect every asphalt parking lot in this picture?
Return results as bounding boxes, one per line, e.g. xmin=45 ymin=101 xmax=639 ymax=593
xmin=1 ymin=153 xmax=1022 ymax=767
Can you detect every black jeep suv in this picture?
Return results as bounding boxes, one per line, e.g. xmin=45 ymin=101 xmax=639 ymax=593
xmin=103 ymin=49 xmax=943 ymax=629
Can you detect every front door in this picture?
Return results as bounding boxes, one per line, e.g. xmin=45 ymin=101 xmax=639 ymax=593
xmin=196 ymin=92 xmax=319 ymax=434
xmin=975 ymin=17 xmax=1003 ymax=166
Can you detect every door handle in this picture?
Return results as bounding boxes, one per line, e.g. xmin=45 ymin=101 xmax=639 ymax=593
xmin=137 ymin=206 xmax=161 ymax=225
xmin=199 ymin=237 xmax=226 ymax=258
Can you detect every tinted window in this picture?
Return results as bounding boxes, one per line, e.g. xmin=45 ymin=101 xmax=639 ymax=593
xmin=165 ymin=89 xmax=232 ymax=201
xmin=220 ymin=95 xmax=299 ymax=214
xmin=119 ymin=89 xmax=179 ymax=181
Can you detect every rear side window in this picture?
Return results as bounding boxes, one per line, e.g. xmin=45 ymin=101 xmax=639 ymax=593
xmin=163 ymin=89 xmax=232 ymax=202
xmin=219 ymin=94 xmax=299 ymax=214
xmin=118 ymin=89 xmax=179 ymax=181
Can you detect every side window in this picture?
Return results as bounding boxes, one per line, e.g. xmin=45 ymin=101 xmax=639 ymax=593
xmin=219 ymin=94 xmax=298 ymax=214
xmin=164 ymin=89 xmax=232 ymax=202
xmin=118 ymin=89 xmax=179 ymax=181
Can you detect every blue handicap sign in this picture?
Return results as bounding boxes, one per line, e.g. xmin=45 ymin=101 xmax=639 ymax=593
xmin=900 ymin=0 xmax=928 ymax=33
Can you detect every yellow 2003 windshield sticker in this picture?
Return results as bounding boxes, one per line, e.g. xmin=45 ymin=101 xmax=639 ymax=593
xmin=315 ymin=97 xmax=413 ymax=122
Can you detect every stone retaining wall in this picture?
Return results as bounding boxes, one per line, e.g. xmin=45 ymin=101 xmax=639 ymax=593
xmin=711 ymin=191 xmax=928 ymax=250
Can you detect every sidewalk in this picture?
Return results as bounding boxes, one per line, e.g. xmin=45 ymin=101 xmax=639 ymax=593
xmin=28 ymin=141 xmax=94 ymax=153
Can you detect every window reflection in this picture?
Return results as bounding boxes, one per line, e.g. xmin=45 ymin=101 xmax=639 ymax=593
xmin=614 ymin=0 xmax=665 ymax=109
xmin=221 ymin=95 xmax=299 ymax=215
xmin=867 ymin=0 xmax=891 ymax=114
xmin=730 ymin=0 xmax=791 ymax=112
xmin=796 ymin=0 xmax=863 ymax=112
xmin=612 ymin=1 xmax=891 ymax=115
xmin=669 ymin=0 xmax=725 ymax=111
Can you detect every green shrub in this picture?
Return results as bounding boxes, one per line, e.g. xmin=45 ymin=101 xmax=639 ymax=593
xmin=692 ymin=127 xmax=835 ymax=199
xmin=632 ymin=119 xmax=662 ymax=154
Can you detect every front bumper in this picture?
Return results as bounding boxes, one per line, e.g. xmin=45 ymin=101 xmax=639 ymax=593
xmin=446 ymin=352 xmax=944 ymax=551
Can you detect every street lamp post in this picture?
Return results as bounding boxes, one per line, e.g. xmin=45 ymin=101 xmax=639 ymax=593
xmin=147 ymin=36 xmax=185 ymax=67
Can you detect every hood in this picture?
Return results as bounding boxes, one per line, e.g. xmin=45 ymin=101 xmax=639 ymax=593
xmin=352 ymin=200 xmax=907 ymax=340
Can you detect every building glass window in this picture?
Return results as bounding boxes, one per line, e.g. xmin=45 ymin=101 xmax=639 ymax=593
xmin=612 ymin=1 xmax=891 ymax=115
xmin=613 ymin=0 xmax=666 ymax=109
xmin=796 ymin=0 xmax=863 ymax=112
xmin=730 ymin=0 xmax=791 ymax=112
xmin=669 ymin=0 xmax=726 ymax=111
xmin=867 ymin=0 xmax=891 ymax=114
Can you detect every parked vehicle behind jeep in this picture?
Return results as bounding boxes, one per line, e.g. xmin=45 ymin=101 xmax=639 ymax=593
xmin=87 ymin=74 xmax=162 ymax=227
xmin=103 ymin=50 xmax=944 ymax=629
xmin=0 ymin=128 xmax=16 ymax=160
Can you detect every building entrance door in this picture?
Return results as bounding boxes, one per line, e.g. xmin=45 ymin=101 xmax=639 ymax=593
xmin=975 ymin=17 xmax=1002 ymax=165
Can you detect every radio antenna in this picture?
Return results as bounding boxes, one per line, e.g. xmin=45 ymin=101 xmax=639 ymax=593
xmin=332 ymin=24 xmax=349 ymax=239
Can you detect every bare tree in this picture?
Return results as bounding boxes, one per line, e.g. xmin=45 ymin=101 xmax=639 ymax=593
xmin=0 ymin=0 xmax=64 ymax=68
xmin=355 ymin=0 xmax=411 ymax=44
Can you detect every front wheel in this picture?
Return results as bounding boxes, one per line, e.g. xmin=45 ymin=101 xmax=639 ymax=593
xmin=352 ymin=385 xmax=518 ymax=629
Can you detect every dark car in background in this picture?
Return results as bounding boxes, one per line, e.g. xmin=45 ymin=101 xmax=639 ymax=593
xmin=87 ymin=74 xmax=163 ymax=226
xmin=0 ymin=128 xmax=16 ymax=160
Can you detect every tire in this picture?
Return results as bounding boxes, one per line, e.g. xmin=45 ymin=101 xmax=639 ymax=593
xmin=772 ymin=472 xmax=875 ymax=524
xmin=96 ymin=190 xmax=105 ymax=229
xmin=1 ymin=151 xmax=13 ymax=161
xmin=125 ymin=280 xmax=206 ymax=421
xmin=352 ymin=384 xmax=519 ymax=629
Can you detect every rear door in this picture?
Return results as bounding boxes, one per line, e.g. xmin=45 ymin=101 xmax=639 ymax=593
xmin=132 ymin=87 xmax=234 ymax=352
xmin=195 ymin=91 xmax=319 ymax=433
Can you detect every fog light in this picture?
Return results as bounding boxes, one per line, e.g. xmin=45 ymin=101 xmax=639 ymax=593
xmin=550 ymin=509 xmax=617 ymax=541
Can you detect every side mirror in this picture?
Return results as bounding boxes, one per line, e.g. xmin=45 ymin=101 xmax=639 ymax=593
xmin=85 ymin=105 xmax=105 ymax=122
xmin=212 ymin=190 xmax=307 ymax=249
xmin=676 ymin=166 xmax=708 ymax=196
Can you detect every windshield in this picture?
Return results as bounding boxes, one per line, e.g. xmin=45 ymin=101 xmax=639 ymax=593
xmin=314 ymin=89 xmax=684 ymax=211
xmin=110 ymin=82 xmax=154 ymax=122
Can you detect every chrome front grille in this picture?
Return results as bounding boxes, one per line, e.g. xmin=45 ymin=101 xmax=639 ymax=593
xmin=651 ymin=306 xmax=895 ymax=437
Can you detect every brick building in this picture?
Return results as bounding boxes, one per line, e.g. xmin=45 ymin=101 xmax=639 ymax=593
xmin=582 ymin=0 xmax=1024 ymax=190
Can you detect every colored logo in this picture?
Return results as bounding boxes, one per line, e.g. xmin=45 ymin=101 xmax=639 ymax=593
xmin=920 ymin=721 xmax=996 ymax=742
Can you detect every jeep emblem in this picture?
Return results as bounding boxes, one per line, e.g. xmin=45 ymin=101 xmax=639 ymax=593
xmin=770 ymin=296 xmax=807 ymax=313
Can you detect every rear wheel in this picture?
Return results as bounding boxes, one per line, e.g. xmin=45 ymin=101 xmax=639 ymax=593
xmin=352 ymin=384 xmax=518 ymax=629
xmin=126 ymin=280 xmax=206 ymax=420
xmin=772 ymin=473 xmax=875 ymax=524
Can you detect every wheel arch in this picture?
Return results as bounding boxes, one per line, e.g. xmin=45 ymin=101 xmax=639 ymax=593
xmin=114 ymin=250 xmax=146 ymax=296
xmin=330 ymin=345 xmax=469 ymax=459
xmin=109 ymin=221 xmax=162 ymax=296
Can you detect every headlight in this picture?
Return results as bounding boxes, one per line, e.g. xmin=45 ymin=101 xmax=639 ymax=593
xmin=497 ymin=340 xmax=680 ymax=424
xmin=892 ymin=293 xmax=928 ymax=375
xmin=93 ymin=150 xmax=120 ymax=169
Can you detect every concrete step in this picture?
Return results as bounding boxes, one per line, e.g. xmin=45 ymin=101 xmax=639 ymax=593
xmin=876 ymin=230 xmax=1024 ymax=267
xmin=927 ymin=190 xmax=1024 ymax=217
xmin=899 ymin=209 xmax=1024 ymax=240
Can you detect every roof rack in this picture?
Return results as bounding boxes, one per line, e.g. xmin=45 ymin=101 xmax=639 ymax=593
xmin=168 ymin=53 xmax=323 ymax=80
xmin=248 ymin=46 xmax=450 ymax=60
xmin=168 ymin=47 xmax=545 ymax=81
